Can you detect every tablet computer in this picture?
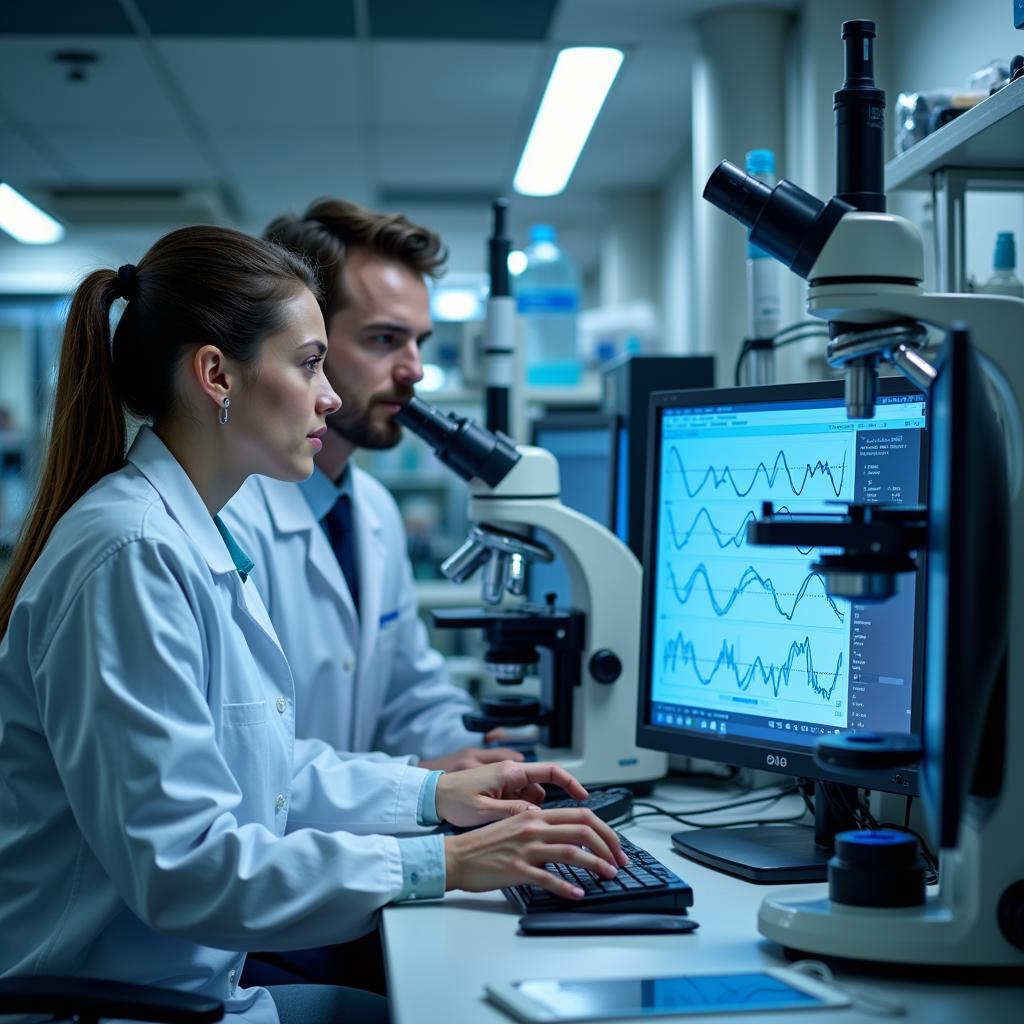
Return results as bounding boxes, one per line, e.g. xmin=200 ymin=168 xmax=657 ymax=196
xmin=485 ymin=968 xmax=850 ymax=1023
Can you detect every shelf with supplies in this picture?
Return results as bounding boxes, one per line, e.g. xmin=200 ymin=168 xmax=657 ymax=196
xmin=885 ymin=75 xmax=1024 ymax=291
xmin=886 ymin=76 xmax=1024 ymax=191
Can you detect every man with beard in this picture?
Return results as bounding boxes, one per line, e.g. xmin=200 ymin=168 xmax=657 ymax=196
xmin=223 ymin=200 xmax=522 ymax=777
xmin=222 ymin=201 xmax=526 ymax=991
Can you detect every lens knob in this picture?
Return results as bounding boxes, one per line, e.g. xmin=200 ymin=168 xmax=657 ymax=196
xmin=589 ymin=649 xmax=622 ymax=685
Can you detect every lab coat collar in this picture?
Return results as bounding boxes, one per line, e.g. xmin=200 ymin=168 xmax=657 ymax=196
xmin=126 ymin=426 xmax=238 ymax=576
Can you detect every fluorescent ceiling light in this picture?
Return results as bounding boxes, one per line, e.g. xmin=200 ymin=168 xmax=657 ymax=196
xmin=513 ymin=47 xmax=624 ymax=198
xmin=0 ymin=183 xmax=65 ymax=244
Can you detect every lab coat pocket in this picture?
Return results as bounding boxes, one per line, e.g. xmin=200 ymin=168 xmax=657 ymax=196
xmin=219 ymin=700 xmax=271 ymax=822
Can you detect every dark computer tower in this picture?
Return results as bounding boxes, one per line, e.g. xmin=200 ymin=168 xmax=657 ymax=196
xmin=601 ymin=354 xmax=715 ymax=560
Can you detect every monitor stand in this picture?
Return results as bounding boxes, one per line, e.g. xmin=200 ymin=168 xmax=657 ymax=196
xmin=670 ymin=781 xmax=858 ymax=884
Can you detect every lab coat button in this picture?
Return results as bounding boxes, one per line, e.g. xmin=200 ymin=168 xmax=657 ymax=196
xmin=276 ymin=697 xmax=286 ymax=714
xmin=343 ymin=658 xmax=353 ymax=672
xmin=275 ymin=794 xmax=285 ymax=812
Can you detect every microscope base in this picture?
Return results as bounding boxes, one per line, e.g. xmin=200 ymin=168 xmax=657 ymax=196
xmin=539 ymin=747 xmax=667 ymax=790
xmin=758 ymin=892 xmax=1024 ymax=968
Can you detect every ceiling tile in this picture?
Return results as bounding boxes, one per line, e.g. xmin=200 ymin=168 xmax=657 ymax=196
xmin=553 ymin=0 xmax=795 ymax=44
xmin=0 ymin=129 xmax=68 ymax=185
xmin=369 ymin=0 xmax=557 ymax=41
xmin=0 ymin=38 xmax=183 ymax=129
xmin=33 ymin=124 xmax=211 ymax=183
xmin=137 ymin=0 xmax=356 ymax=38
xmin=372 ymin=41 xmax=547 ymax=132
xmin=376 ymin=128 xmax=512 ymax=188
xmin=157 ymin=39 xmax=363 ymax=128
xmin=0 ymin=0 xmax=131 ymax=35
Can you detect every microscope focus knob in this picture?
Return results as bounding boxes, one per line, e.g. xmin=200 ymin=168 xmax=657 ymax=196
xmin=997 ymin=880 xmax=1024 ymax=950
xmin=589 ymin=649 xmax=622 ymax=685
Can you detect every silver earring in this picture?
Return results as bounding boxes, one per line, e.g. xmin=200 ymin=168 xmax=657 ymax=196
xmin=219 ymin=396 xmax=230 ymax=425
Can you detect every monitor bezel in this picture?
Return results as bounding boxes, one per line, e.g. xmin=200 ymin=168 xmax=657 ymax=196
xmin=635 ymin=377 xmax=928 ymax=796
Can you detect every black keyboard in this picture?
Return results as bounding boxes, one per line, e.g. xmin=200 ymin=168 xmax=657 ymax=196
xmin=502 ymin=832 xmax=694 ymax=915
xmin=541 ymin=786 xmax=634 ymax=824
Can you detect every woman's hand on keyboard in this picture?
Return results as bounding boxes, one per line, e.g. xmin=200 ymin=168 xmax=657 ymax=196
xmin=435 ymin=760 xmax=587 ymax=828
xmin=443 ymin=807 xmax=629 ymax=898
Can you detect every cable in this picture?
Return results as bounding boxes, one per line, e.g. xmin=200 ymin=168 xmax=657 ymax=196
xmin=733 ymin=325 xmax=830 ymax=385
xmin=773 ymin=320 xmax=827 ymax=340
xmin=789 ymin=961 xmax=908 ymax=1017
xmin=628 ymin=785 xmax=809 ymax=831
xmin=639 ymin=784 xmax=800 ymax=816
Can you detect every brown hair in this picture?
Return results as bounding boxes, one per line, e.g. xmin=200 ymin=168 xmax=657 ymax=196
xmin=0 ymin=225 xmax=318 ymax=636
xmin=264 ymin=198 xmax=446 ymax=325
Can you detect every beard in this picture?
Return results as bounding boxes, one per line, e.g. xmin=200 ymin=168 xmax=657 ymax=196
xmin=325 ymin=386 xmax=415 ymax=450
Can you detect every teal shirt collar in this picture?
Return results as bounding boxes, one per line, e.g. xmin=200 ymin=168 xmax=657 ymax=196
xmin=213 ymin=515 xmax=256 ymax=582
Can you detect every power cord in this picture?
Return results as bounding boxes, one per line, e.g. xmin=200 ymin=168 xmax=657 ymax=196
xmin=628 ymin=784 xmax=809 ymax=831
xmin=789 ymin=960 xmax=908 ymax=1017
xmin=733 ymin=321 xmax=830 ymax=386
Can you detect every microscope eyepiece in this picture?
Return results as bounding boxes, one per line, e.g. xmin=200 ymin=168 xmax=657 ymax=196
xmin=703 ymin=161 xmax=854 ymax=279
xmin=395 ymin=395 xmax=520 ymax=486
xmin=835 ymin=19 xmax=886 ymax=213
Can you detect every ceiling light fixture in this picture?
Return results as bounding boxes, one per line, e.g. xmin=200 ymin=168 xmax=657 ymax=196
xmin=0 ymin=184 xmax=65 ymax=244
xmin=513 ymin=47 xmax=624 ymax=198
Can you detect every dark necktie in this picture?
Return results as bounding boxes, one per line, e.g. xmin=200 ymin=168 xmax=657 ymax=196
xmin=322 ymin=493 xmax=360 ymax=614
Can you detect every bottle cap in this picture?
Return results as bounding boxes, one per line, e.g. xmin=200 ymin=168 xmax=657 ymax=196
xmin=529 ymin=224 xmax=557 ymax=244
xmin=745 ymin=149 xmax=776 ymax=178
xmin=994 ymin=232 xmax=1017 ymax=270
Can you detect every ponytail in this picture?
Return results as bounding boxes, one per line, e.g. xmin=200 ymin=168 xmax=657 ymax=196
xmin=0 ymin=271 xmax=126 ymax=636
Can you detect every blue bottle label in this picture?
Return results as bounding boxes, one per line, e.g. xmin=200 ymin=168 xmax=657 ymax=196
xmin=517 ymin=288 xmax=579 ymax=314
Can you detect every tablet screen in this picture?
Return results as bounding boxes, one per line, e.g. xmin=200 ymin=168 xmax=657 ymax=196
xmin=514 ymin=972 xmax=823 ymax=1018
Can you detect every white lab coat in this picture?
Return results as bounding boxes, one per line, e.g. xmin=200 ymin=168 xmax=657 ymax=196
xmin=221 ymin=468 xmax=477 ymax=762
xmin=0 ymin=428 xmax=435 ymax=1024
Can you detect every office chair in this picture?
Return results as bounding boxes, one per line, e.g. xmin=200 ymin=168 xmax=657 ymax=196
xmin=0 ymin=975 xmax=223 ymax=1024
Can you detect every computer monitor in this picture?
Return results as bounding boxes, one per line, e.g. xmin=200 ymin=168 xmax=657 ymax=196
xmin=528 ymin=414 xmax=619 ymax=606
xmin=636 ymin=378 xmax=928 ymax=882
xmin=601 ymin=354 xmax=716 ymax=559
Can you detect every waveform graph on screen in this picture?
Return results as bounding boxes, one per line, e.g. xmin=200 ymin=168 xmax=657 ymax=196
xmin=664 ymin=435 xmax=855 ymax=503
xmin=663 ymin=559 xmax=846 ymax=627
xmin=651 ymin=426 xmax=857 ymax=728
xmin=654 ymin=620 xmax=848 ymax=727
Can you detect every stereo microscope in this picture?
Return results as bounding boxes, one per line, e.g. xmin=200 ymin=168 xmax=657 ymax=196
xmin=395 ymin=396 xmax=667 ymax=789
xmin=703 ymin=20 xmax=1024 ymax=968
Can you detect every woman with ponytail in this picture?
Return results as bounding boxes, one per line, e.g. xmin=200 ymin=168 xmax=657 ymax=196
xmin=0 ymin=227 xmax=624 ymax=1024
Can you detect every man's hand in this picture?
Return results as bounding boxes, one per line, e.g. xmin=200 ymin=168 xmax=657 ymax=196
xmin=433 ymin=760 xmax=588 ymax=827
xmin=420 ymin=745 xmax=525 ymax=772
xmin=444 ymin=808 xmax=628 ymax=898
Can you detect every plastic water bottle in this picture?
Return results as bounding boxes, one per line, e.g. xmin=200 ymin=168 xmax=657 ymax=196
xmin=981 ymin=232 xmax=1024 ymax=298
xmin=745 ymin=149 xmax=782 ymax=342
xmin=516 ymin=224 xmax=582 ymax=387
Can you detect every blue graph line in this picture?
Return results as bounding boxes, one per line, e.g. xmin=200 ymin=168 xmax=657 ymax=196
xmin=668 ymin=446 xmax=848 ymax=498
xmin=662 ymin=629 xmax=844 ymax=700
xmin=666 ymin=561 xmax=845 ymax=623
xmin=666 ymin=505 xmax=813 ymax=555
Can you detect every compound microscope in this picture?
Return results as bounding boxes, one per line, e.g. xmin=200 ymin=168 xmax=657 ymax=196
xmin=395 ymin=396 xmax=667 ymax=789
xmin=703 ymin=20 xmax=1024 ymax=968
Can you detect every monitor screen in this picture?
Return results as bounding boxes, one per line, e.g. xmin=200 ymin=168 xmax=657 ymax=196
xmin=638 ymin=379 xmax=927 ymax=796
xmin=529 ymin=415 xmax=618 ymax=605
